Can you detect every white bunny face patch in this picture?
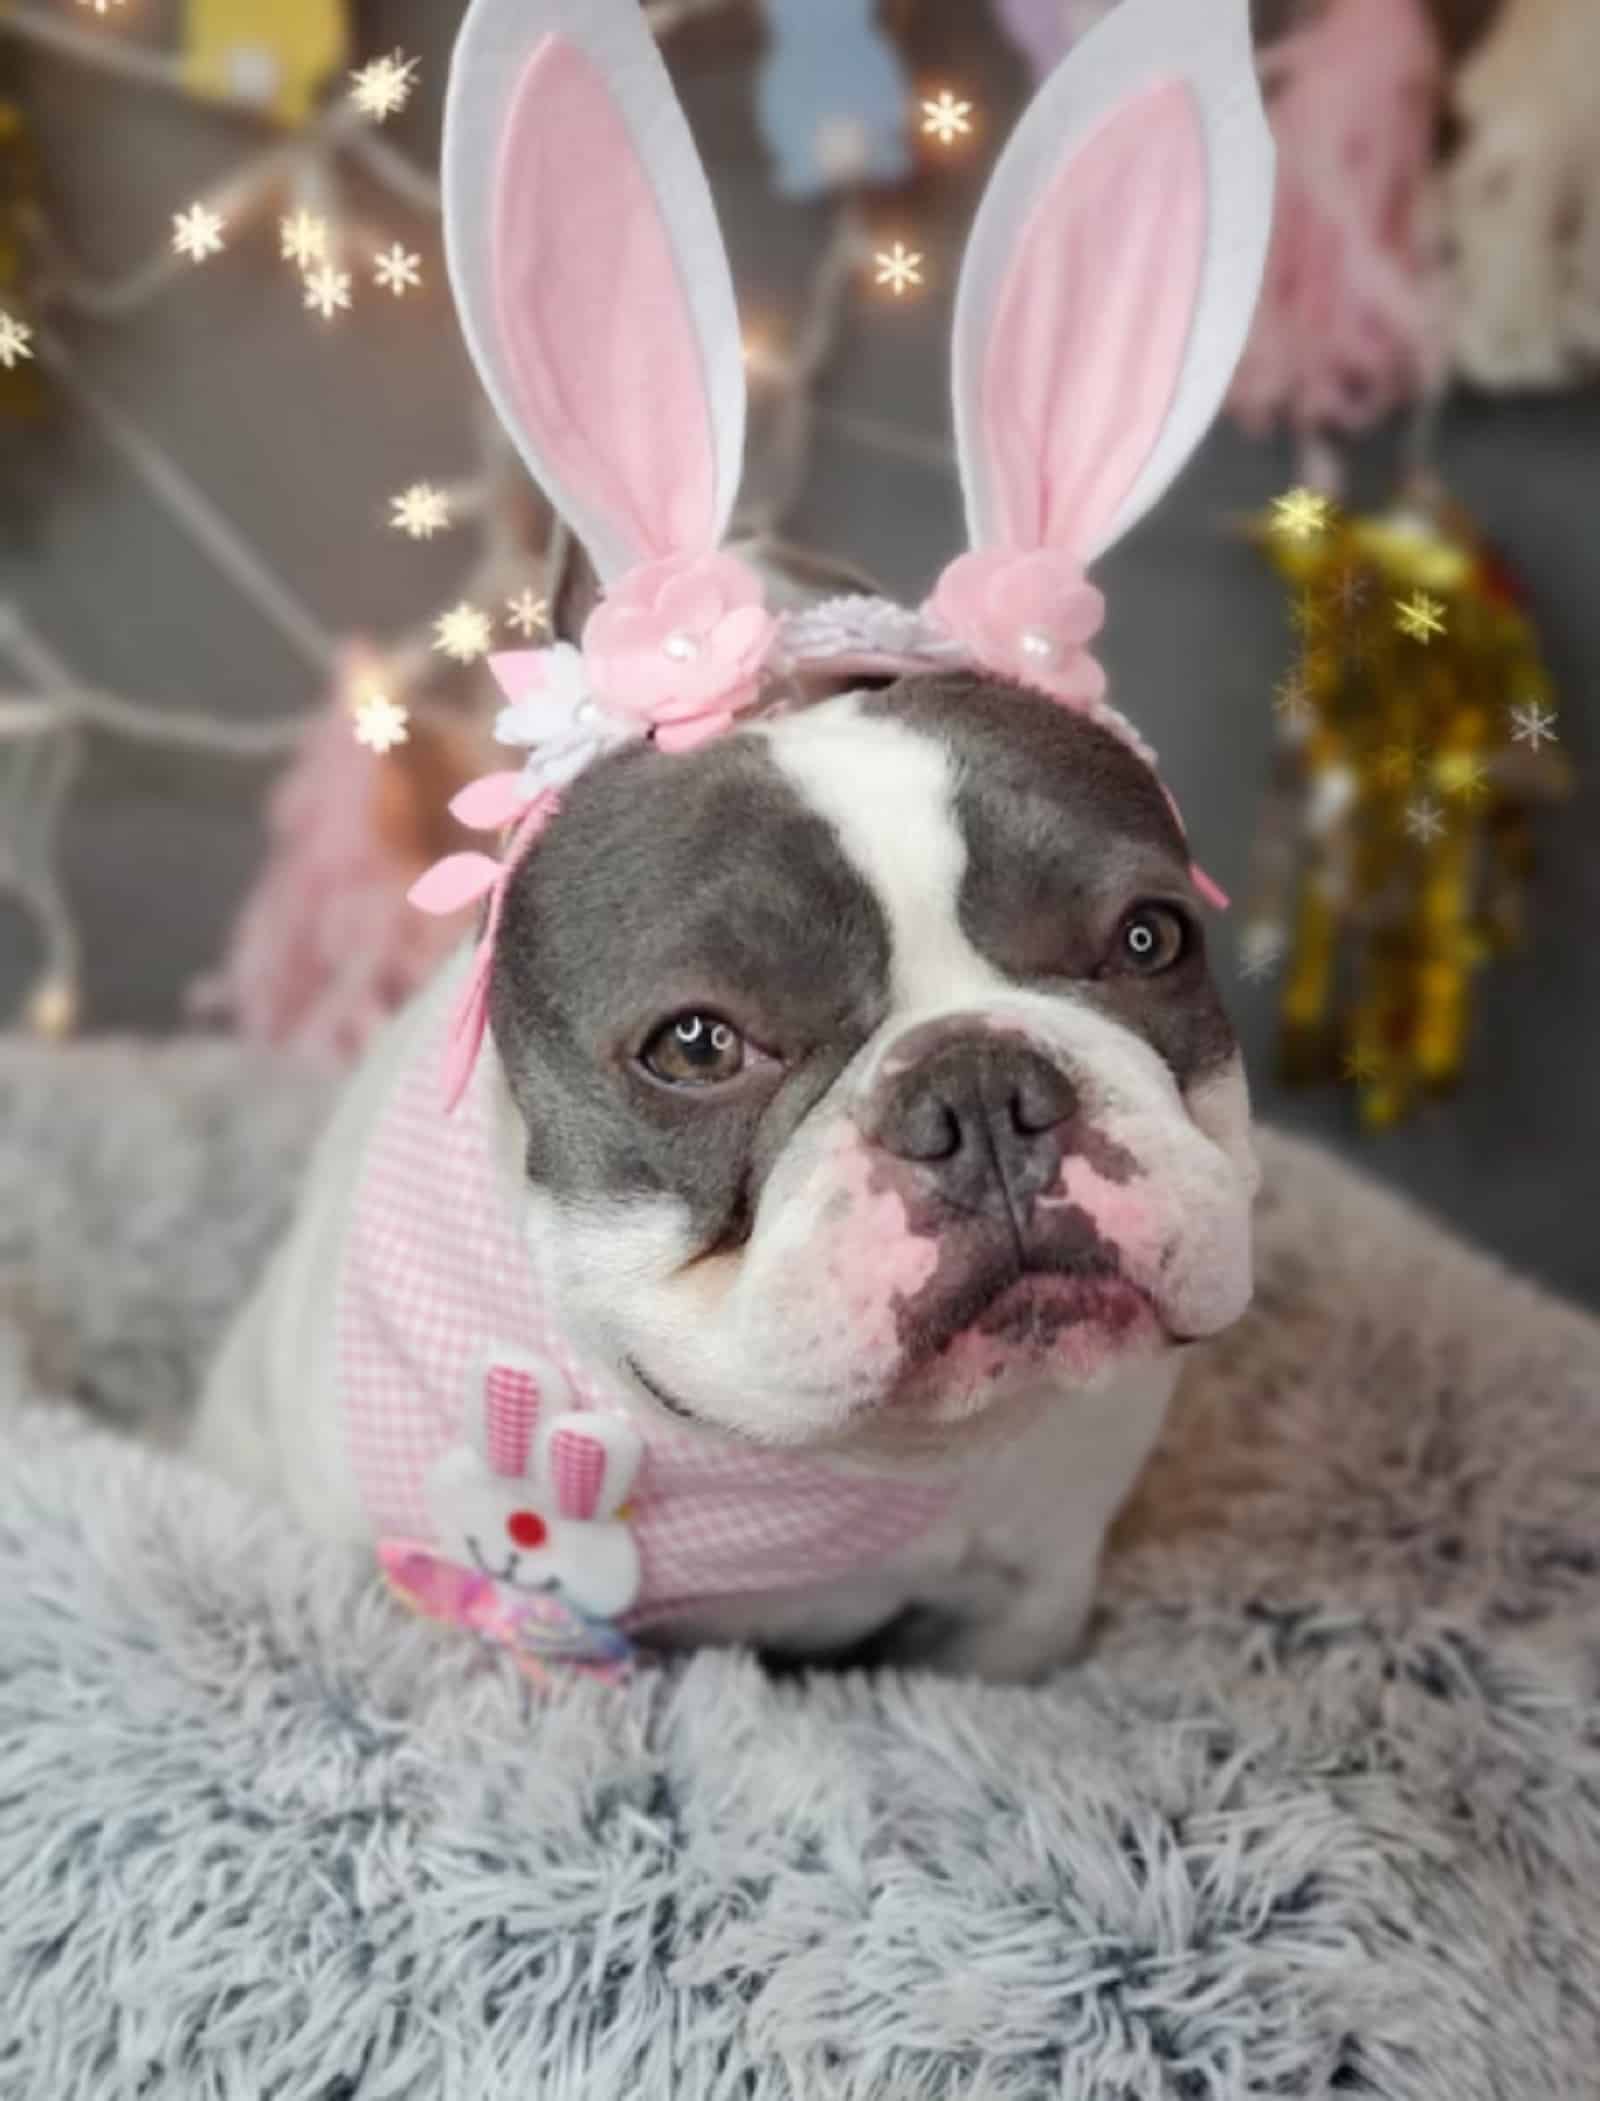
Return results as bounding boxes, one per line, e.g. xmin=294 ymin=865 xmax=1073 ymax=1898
xmin=377 ymin=1349 xmax=645 ymax=1678
xmin=428 ymin=1349 xmax=643 ymax=1621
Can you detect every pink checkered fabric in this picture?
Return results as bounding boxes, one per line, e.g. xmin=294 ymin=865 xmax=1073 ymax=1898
xmin=336 ymin=983 xmax=955 ymax=1630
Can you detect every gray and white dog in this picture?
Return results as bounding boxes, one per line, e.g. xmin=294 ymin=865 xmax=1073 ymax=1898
xmin=194 ymin=0 xmax=1272 ymax=1681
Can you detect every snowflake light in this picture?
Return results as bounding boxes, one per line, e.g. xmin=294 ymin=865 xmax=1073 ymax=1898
xmin=1404 ymin=796 xmax=1446 ymax=844
xmin=0 ymin=311 xmax=33 ymax=371
xmin=1272 ymin=670 xmax=1314 ymax=729
xmin=1395 ymin=590 xmax=1446 ymax=644
xmin=374 ymin=244 xmax=422 ymax=297
xmin=390 ymin=483 xmax=451 ymax=541
xmin=352 ymin=690 xmax=410 ymax=755
xmin=874 ymin=241 xmax=924 ymax=297
xmin=506 ymin=589 xmax=550 ymax=639
xmin=1509 ymin=701 xmax=1558 ymax=753
xmin=1435 ymin=752 xmax=1490 ymax=804
xmin=433 ymin=603 xmax=493 ymax=664
xmin=303 ymin=264 xmax=353 ymax=320
xmin=1270 ymin=487 xmax=1333 ymax=542
xmin=172 ymin=203 xmax=226 ymax=264
xmin=279 ymin=211 xmax=328 ymax=270
xmin=350 ymin=52 xmax=419 ymax=122
xmin=921 ymin=91 xmax=973 ymax=146
xmin=1238 ymin=925 xmax=1286 ymax=984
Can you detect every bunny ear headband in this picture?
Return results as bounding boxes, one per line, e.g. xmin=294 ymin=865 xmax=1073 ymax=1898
xmin=411 ymin=0 xmax=1276 ymax=1111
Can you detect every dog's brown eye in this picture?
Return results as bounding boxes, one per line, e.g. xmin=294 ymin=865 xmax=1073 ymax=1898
xmin=1114 ymin=905 xmax=1189 ymax=976
xmin=641 ymin=1011 xmax=746 ymax=1086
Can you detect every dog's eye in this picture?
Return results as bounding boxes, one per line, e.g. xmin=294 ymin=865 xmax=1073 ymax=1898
xmin=1113 ymin=904 xmax=1189 ymax=976
xmin=641 ymin=1011 xmax=747 ymax=1086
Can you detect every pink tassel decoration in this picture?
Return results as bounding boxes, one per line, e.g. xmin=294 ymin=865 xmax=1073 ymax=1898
xmin=190 ymin=648 xmax=478 ymax=1068
xmin=1228 ymin=0 xmax=1449 ymax=442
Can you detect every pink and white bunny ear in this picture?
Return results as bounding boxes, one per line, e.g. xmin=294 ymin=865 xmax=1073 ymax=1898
xmin=950 ymin=0 xmax=1274 ymax=566
xmin=540 ymin=1414 xmax=642 ymax=1524
xmin=469 ymin=1351 xmax=574 ymax=1479
xmin=443 ymin=0 xmax=746 ymax=584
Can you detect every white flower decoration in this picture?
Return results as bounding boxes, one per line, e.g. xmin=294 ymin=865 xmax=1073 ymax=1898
xmin=491 ymin=641 xmax=633 ymax=793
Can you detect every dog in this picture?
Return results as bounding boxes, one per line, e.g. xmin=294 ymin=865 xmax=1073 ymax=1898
xmin=192 ymin=0 xmax=1271 ymax=1683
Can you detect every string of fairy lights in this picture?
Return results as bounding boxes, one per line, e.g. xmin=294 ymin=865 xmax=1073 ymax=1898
xmin=0 ymin=0 xmax=991 ymax=1029
xmin=2 ymin=2 xmax=1513 ymax=1045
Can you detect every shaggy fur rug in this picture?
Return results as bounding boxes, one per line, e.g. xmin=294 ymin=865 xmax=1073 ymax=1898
xmin=2 ymin=1040 xmax=1599 ymax=2100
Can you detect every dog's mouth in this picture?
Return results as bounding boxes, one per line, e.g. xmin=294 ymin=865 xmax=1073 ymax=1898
xmin=893 ymin=1259 xmax=1162 ymax=1378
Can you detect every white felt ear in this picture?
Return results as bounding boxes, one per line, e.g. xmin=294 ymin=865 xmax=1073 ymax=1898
xmin=951 ymin=0 xmax=1274 ymax=564
xmin=442 ymin=0 xmax=747 ymax=583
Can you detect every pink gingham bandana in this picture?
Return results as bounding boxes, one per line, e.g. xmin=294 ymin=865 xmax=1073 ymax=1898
xmin=337 ymin=960 xmax=958 ymax=1656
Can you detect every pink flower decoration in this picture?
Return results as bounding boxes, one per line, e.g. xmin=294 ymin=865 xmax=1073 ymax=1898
xmin=929 ymin=548 xmax=1108 ymax=705
xmin=582 ymin=551 xmax=778 ymax=750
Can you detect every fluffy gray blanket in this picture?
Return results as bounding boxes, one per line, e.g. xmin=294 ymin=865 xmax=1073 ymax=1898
xmin=2 ymin=1041 xmax=1598 ymax=2100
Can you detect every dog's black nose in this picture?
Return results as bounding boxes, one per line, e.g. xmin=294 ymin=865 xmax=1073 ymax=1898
xmin=865 ymin=1036 xmax=1079 ymax=1216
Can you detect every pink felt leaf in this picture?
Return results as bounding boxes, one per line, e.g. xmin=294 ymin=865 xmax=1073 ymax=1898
xmin=450 ymin=771 xmax=534 ymax=832
xmin=1191 ymin=863 xmax=1230 ymax=913
xmin=489 ymin=650 xmax=547 ymax=702
xmin=407 ymin=852 xmax=503 ymax=916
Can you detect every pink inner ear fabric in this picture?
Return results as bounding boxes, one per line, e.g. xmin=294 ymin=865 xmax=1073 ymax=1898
xmin=484 ymin=1363 xmax=540 ymax=1477
xmin=492 ymin=35 xmax=719 ymax=567
xmin=550 ymin=1429 xmax=605 ymax=1521
xmin=983 ymin=76 xmax=1207 ymax=555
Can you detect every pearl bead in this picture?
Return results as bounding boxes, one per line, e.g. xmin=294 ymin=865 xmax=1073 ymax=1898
xmin=663 ymin=630 xmax=700 ymax=662
xmin=574 ymin=699 xmax=597 ymax=726
xmin=1018 ymin=627 xmax=1055 ymax=662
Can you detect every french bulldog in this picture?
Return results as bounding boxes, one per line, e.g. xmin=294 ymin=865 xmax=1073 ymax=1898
xmin=191 ymin=0 xmax=1271 ymax=1682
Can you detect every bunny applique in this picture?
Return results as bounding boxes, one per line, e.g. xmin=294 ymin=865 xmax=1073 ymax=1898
xmin=379 ymin=1350 xmax=643 ymax=1680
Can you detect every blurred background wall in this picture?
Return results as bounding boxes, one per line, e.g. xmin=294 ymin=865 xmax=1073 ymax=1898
xmin=1 ymin=0 xmax=1596 ymax=1306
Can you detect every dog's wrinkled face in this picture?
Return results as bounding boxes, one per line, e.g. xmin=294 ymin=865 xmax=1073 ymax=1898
xmin=487 ymin=673 xmax=1257 ymax=1453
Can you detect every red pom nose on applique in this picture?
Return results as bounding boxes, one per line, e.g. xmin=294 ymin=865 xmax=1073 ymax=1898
xmin=506 ymin=1510 xmax=548 ymax=1550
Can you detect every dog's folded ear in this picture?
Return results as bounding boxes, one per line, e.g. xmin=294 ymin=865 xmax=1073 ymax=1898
xmin=442 ymin=0 xmax=748 ymax=587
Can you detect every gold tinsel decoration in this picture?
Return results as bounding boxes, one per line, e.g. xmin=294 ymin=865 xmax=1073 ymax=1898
xmin=1243 ymin=480 xmax=1572 ymax=1129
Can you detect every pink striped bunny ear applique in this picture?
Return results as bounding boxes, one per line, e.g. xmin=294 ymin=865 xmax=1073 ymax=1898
xmin=931 ymin=0 xmax=1274 ymax=707
xmin=470 ymin=1351 xmax=575 ymax=1480
xmin=442 ymin=0 xmax=747 ymax=588
xmin=541 ymin=1414 xmax=642 ymax=1525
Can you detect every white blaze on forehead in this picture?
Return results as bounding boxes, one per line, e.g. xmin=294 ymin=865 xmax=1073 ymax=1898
xmin=762 ymin=696 xmax=1005 ymax=1014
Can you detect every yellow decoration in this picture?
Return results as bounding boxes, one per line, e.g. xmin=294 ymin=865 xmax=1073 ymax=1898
xmin=1244 ymin=483 xmax=1572 ymax=1129
xmin=182 ymin=0 xmax=347 ymax=128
